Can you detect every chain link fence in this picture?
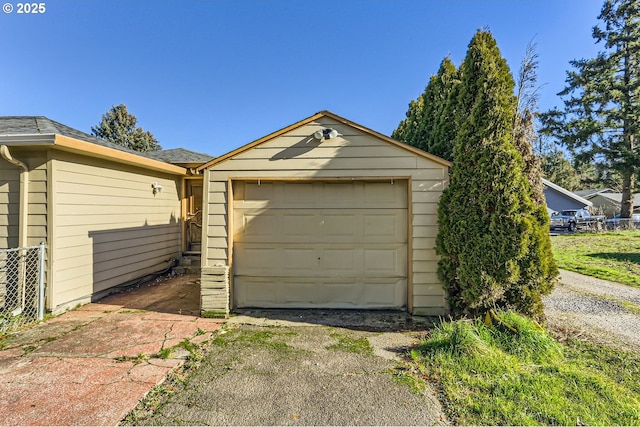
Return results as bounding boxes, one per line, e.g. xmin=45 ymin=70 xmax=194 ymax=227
xmin=0 ymin=243 xmax=46 ymax=333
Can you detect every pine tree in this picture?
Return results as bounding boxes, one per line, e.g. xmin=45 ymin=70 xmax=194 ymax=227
xmin=541 ymin=0 xmax=640 ymax=219
xmin=436 ymin=30 xmax=556 ymax=319
xmin=540 ymin=150 xmax=582 ymax=191
xmin=392 ymin=57 xmax=459 ymax=161
xmin=91 ymin=104 xmax=161 ymax=152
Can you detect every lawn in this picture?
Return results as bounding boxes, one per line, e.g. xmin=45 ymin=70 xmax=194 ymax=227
xmin=550 ymin=230 xmax=640 ymax=287
xmin=405 ymin=311 xmax=640 ymax=426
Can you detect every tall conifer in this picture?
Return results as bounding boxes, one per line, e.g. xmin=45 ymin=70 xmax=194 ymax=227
xmin=393 ymin=57 xmax=459 ymax=161
xmin=436 ymin=30 xmax=556 ymax=319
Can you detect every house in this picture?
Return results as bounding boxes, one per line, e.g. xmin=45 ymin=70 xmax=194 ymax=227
xmin=0 ymin=117 xmax=210 ymax=314
xmin=542 ymin=178 xmax=593 ymax=213
xmin=197 ymin=111 xmax=451 ymax=317
xmin=574 ymin=188 xmax=616 ymax=198
xmin=581 ymin=191 xmax=640 ymax=218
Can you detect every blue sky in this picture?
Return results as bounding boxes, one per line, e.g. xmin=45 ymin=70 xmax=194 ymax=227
xmin=0 ymin=0 xmax=603 ymax=156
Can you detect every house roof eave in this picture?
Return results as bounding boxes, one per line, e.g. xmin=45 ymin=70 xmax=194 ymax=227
xmin=0 ymin=133 xmax=187 ymax=176
xmin=542 ymin=178 xmax=593 ymax=207
xmin=197 ymin=110 xmax=452 ymax=171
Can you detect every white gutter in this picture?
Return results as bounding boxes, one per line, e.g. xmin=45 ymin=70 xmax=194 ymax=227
xmin=0 ymin=145 xmax=29 ymax=247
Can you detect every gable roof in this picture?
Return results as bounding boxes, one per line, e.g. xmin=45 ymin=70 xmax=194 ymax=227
xmin=0 ymin=116 xmax=154 ymax=157
xmin=0 ymin=116 xmax=186 ymax=175
xmin=197 ymin=110 xmax=451 ymax=171
xmin=145 ymin=147 xmax=214 ymax=164
xmin=575 ymin=188 xmax=616 ymax=198
xmin=542 ymin=178 xmax=593 ymax=207
xmin=594 ymin=192 xmax=640 ymax=205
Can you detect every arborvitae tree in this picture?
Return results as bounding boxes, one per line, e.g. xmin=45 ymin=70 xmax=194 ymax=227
xmin=436 ymin=30 xmax=556 ymax=320
xmin=91 ymin=104 xmax=161 ymax=152
xmin=541 ymin=0 xmax=640 ymax=219
xmin=427 ymin=58 xmax=460 ymax=161
xmin=392 ymin=97 xmax=425 ymax=149
xmin=392 ymin=57 xmax=459 ymax=161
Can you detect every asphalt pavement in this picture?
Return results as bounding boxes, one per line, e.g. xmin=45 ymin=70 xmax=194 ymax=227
xmin=123 ymin=310 xmax=448 ymax=426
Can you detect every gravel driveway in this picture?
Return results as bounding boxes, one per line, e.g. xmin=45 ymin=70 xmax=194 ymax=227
xmin=543 ymin=269 xmax=640 ymax=352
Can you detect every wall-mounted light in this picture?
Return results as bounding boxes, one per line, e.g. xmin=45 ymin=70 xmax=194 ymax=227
xmin=152 ymin=182 xmax=163 ymax=195
xmin=313 ymin=128 xmax=339 ymax=140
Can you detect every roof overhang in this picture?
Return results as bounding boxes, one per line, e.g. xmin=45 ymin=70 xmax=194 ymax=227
xmin=542 ymin=178 xmax=593 ymax=207
xmin=0 ymin=133 xmax=187 ymax=176
xmin=197 ymin=110 xmax=452 ymax=171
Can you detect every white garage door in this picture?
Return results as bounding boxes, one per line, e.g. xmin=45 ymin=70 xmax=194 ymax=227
xmin=232 ymin=180 xmax=408 ymax=309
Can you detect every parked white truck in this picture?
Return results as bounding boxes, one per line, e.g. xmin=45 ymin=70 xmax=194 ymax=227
xmin=550 ymin=209 xmax=606 ymax=232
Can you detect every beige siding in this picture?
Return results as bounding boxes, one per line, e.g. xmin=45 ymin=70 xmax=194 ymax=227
xmin=0 ymin=157 xmax=19 ymax=249
xmin=204 ymin=116 xmax=449 ymax=315
xmin=49 ymin=152 xmax=182 ymax=312
xmin=0 ymin=150 xmax=48 ymax=249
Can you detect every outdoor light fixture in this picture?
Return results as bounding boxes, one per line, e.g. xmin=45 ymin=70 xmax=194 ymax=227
xmin=313 ymin=128 xmax=339 ymax=140
xmin=152 ymin=182 xmax=163 ymax=195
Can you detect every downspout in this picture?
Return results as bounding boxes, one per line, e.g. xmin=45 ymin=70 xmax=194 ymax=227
xmin=0 ymin=145 xmax=29 ymax=247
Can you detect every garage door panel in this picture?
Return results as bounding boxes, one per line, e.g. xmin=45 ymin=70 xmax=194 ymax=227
xmin=234 ymin=277 xmax=407 ymax=309
xmin=281 ymin=213 xmax=317 ymax=239
xmin=282 ymin=182 xmax=316 ymax=205
xmin=323 ymin=213 xmax=359 ymax=239
xmin=364 ymin=213 xmax=407 ymax=241
xmin=282 ymin=248 xmax=318 ymax=273
xmin=233 ymin=180 xmax=408 ymax=309
xmin=363 ymin=182 xmax=405 ymax=204
xmin=236 ymin=213 xmax=276 ymax=240
xmin=364 ymin=279 xmax=407 ymax=306
xmin=235 ymin=209 xmax=406 ymax=244
xmin=364 ymin=248 xmax=406 ymax=276
xmin=238 ymin=247 xmax=280 ymax=274
xmin=243 ymin=181 xmax=276 ymax=201
xmin=281 ymin=281 xmax=318 ymax=304
xmin=323 ymin=249 xmax=357 ymax=272
xmin=235 ymin=244 xmax=404 ymax=278
xmin=322 ymin=182 xmax=359 ymax=205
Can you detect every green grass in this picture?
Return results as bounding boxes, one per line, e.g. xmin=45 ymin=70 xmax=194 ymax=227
xmin=212 ymin=327 xmax=302 ymax=357
xmin=326 ymin=331 xmax=374 ymax=356
xmin=408 ymin=311 xmax=640 ymax=426
xmin=551 ymin=231 xmax=640 ymax=287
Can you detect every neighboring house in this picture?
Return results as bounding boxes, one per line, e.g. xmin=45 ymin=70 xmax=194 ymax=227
xmin=574 ymin=188 xmax=616 ymax=198
xmin=581 ymin=191 xmax=640 ymax=218
xmin=0 ymin=117 xmax=210 ymax=313
xmin=197 ymin=111 xmax=451 ymax=317
xmin=542 ymin=178 xmax=593 ymax=213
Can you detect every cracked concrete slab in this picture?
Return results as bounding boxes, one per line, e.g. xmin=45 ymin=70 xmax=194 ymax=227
xmin=0 ymin=274 xmax=223 ymax=426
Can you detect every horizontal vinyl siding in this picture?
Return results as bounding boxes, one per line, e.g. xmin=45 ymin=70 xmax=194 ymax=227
xmin=205 ymin=117 xmax=448 ymax=315
xmin=50 ymin=152 xmax=182 ymax=310
xmin=0 ymin=151 xmax=48 ymax=249
xmin=0 ymin=158 xmax=19 ymax=249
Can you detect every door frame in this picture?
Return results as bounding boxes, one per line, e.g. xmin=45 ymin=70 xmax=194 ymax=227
xmin=182 ymin=176 xmax=204 ymax=252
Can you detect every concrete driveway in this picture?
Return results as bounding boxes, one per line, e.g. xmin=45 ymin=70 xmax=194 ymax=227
xmin=0 ymin=274 xmax=223 ymax=426
xmin=123 ymin=310 xmax=448 ymax=426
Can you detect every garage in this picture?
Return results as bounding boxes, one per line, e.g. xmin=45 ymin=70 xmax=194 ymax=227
xmin=198 ymin=111 xmax=450 ymax=316
xmin=232 ymin=180 xmax=408 ymax=309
